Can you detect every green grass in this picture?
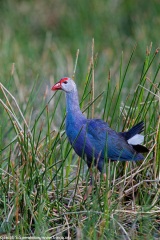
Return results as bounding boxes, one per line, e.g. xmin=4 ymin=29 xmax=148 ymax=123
xmin=0 ymin=1 xmax=160 ymax=239
xmin=0 ymin=46 xmax=160 ymax=239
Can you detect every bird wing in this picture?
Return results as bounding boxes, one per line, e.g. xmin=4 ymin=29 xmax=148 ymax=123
xmin=86 ymin=119 xmax=109 ymax=140
xmin=86 ymin=119 xmax=140 ymax=160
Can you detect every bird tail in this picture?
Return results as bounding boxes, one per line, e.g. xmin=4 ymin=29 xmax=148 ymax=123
xmin=123 ymin=121 xmax=144 ymax=140
xmin=120 ymin=121 xmax=149 ymax=153
xmin=132 ymin=144 xmax=149 ymax=153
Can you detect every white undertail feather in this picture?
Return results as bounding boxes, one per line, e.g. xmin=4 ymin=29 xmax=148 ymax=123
xmin=127 ymin=134 xmax=144 ymax=145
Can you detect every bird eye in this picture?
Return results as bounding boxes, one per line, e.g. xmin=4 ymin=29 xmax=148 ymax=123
xmin=63 ymin=81 xmax=67 ymax=84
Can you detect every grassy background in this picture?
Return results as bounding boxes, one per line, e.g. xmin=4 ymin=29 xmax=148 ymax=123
xmin=0 ymin=0 xmax=160 ymax=239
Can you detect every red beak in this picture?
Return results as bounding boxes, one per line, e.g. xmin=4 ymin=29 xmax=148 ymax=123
xmin=51 ymin=82 xmax=62 ymax=91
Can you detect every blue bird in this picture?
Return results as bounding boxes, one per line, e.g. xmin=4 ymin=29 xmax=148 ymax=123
xmin=52 ymin=77 xmax=148 ymax=199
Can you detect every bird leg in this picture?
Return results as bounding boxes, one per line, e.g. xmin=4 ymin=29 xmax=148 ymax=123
xmin=103 ymin=173 xmax=106 ymax=181
xmin=83 ymin=168 xmax=93 ymax=201
xmin=83 ymin=183 xmax=93 ymax=201
xmin=83 ymin=169 xmax=107 ymax=201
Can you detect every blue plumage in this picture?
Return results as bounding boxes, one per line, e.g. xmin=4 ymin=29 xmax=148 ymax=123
xmin=52 ymin=77 xmax=148 ymax=174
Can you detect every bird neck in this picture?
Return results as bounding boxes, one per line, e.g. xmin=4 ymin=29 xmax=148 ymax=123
xmin=65 ymin=88 xmax=84 ymax=120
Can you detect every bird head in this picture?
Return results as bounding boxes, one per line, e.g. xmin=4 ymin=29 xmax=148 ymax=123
xmin=51 ymin=77 xmax=76 ymax=93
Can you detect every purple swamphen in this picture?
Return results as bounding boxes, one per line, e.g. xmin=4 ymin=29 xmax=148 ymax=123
xmin=51 ymin=77 xmax=148 ymax=199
